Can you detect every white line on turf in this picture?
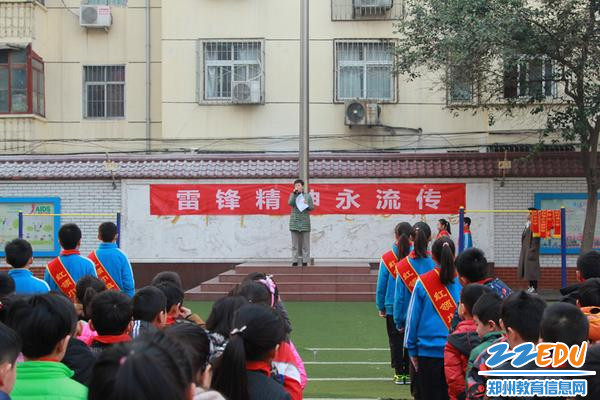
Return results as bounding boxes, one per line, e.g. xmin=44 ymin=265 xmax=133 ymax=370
xmin=305 ymin=348 xmax=388 ymax=351
xmin=304 ymin=362 xmax=388 ymax=365
xmin=309 ymin=378 xmax=390 ymax=381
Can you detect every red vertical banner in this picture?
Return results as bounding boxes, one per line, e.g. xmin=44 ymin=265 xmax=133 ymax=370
xmin=552 ymin=209 xmax=562 ymax=238
xmin=539 ymin=210 xmax=549 ymax=238
xmin=531 ymin=210 xmax=541 ymax=238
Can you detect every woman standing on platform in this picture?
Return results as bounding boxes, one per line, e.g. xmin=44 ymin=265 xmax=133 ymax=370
xmin=288 ymin=179 xmax=315 ymax=267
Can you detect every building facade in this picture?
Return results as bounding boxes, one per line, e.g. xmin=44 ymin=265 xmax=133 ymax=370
xmin=0 ymin=0 xmax=558 ymax=154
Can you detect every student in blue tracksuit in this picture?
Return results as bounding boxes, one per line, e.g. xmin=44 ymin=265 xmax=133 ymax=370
xmin=5 ymin=238 xmax=49 ymax=295
xmin=44 ymin=223 xmax=97 ymax=294
xmin=88 ymin=222 xmax=135 ymax=297
xmin=376 ymin=222 xmax=412 ymax=385
xmin=393 ymin=222 xmax=435 ymax=331
xmin=405 ymin=236 xmax=462 ymax=400
xmin=464 ymin=217 xmax=473 ymax=249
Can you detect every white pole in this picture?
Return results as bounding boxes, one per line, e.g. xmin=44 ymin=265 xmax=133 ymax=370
xmin=299 ymin=0 xmax=310 ymax=187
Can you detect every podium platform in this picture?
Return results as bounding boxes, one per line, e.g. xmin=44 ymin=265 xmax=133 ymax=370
xmin=185 ymin=261 xmax=377 ymax=302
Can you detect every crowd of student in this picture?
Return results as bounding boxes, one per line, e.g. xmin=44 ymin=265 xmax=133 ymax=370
xmin=0 ymin=222 xmax=305 ymax=400
xmin=376 ymin=220 xmax=600 ymax=399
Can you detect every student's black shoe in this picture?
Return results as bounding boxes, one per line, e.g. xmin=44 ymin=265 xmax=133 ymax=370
xmin=292 ymin=262 xmax=298 ymax=266
xmin=302 ymin=262 xmax=308 ymax=267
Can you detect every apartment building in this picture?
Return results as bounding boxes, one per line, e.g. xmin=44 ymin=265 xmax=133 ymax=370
xmin=0 ymin=0 xmax=557 ymax=154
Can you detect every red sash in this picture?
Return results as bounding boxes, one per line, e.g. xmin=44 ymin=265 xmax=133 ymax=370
xmin=436 ymin=230 xmax=450 ymax=240
xmin=420 ymin=268 xmax=457 ymax=331
xmin=381 ymin=250 xmax=399 ymax=279
xmin=47 ymin=257 xmax=77 ymax=300
xmin=88 ymin=251 xmax=120 ymax=291
xmin=396 ymin=256 xmax=419 ymax=294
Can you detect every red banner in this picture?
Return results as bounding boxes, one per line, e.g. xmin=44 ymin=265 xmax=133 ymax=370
xmin=149 ymin=183 xmax=465 ymax=216
xmin=530 ymin=210 xmax=562 ymax=239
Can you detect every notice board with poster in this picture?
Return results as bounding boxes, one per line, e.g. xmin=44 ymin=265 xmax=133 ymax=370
xmin=535 ymin=193 xmax=600 ymax=254
xmin=0 ymin=197 xmax=61 ymax=257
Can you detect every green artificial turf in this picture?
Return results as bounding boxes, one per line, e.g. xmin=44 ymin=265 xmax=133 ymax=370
xmin=187 ymin=301 xmax=412 ymax=399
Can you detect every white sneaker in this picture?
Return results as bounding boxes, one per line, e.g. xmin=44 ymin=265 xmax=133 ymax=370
xmin=527 ymin=286 xmax=537 ymax=293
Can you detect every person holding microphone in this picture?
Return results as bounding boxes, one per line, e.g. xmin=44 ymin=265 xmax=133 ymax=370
xmin=288 ymin=179 xmax=315 ymax=267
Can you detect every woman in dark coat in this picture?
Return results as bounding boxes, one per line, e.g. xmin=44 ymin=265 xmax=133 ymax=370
xmin=518 ymin=208 xmax=541 ymax=293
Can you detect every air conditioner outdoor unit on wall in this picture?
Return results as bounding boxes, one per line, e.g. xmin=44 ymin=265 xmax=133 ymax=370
xmin=345 ymin=100 xmax=381 ymax=126
xmin=232 ymin=81 xmax=261 ymax=104
xmin=353 ymin=0 xmax=393 ymax=14
xmin=80 ymin=5 xmax=112 ymax=29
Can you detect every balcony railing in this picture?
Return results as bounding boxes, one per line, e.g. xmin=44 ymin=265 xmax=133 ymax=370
xmin=0 ymin=1 xmax=39 ymax=43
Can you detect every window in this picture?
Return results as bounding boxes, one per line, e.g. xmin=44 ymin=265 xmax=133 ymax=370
xmin=335 ymin=41 xmax=395 ymax=102
xmin=504 ymin=58 xmax=554 ymax=99
xmin=448 ymin=69 xmax=473 ymax=104
xmin=84 ymin=0 xmax=127 ymax=5
xmin=331 ymin=0 xmax=404 ymax=21
xmin=202 ymin=41 xmax=263 ymax=102
xmin=83 ymin=65 xmax=125 ymax=118
xmin=0 ymin=47 xmax=45 ymax=116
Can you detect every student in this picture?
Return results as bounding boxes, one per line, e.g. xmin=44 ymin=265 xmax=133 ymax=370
xmin=152 ymin=272 xmax=205 ymax=326
xmin=212 ymin=304 xmax=290 ymax=400
xmin=74 ymin=275 xmax=106 ymax=345
xmin=0 ymin=322 xmax=20 ymax=400
xmin=452 ymin=248 xmax=511 ymax=331
xmin=465 ymin=293 xmax=503 ymax=390
xmin=393 ymin=222 xmax=436 ymax=331
xmin=437 ymin=218 xmax=451 ymax=239
xmin=541 ymin=302 xmax=589 ymax=347
xmin=561 ymin=250 xmax=600 ymax=305
xmin=154 ymin=281 xmax=190 ymax=326
xmin=205 ymin=296 xmax=248 ymax=362
xmin=405 ymin=236 xmax=462 ymax=400
xmin=88 ymin=331 xmax=195 ymax=400
xmin=6 ymin=294 xmax=87 ymax=400
xmin=44 ymin=224 xmax=97 ymax=300
xmin=131 ymin=286 xmax=167 ymax=339
xmin=376 ymin=222 xmax=412 ymax=385
xmin=88 ymin=291 xmax=133 ymax=355
xmin=0 ymin=274 xmax=15 ymax=298
xmin=444 ymin=284 xmax=489 ymax=400
xmin=151 ymin=270 xmax=183 ymax=288
xmin=87 ymin=222 xmax=135 ymax=297
xmin=463 ymin=217 xmax=473 ymax=249
xmin=242 ymin=273 xmax=292 ymax=335
xmin=576 ymin=277 xmax=600 ymax=343
xmin=164 ymin=323 xmax=226 ymax=400
xmin=5 ymin=239 xmax=49 ymax=295
xmin=466 ymin=291 xmax=546 ymax=399
xmin=236 ymin=281 xmax=303 ymax=400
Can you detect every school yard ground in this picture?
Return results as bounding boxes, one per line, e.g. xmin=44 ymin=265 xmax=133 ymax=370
xmin=188 ymin=301 xmax=412 ymax=400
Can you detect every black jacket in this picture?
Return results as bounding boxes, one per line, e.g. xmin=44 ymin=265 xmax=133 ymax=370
xmin=62 ymin=338 xmax=96 ymax=386
xmin=247 ymin=370 xmax=291 ymax=400
xmin=559 ymin=283 xmax=581 ymax=305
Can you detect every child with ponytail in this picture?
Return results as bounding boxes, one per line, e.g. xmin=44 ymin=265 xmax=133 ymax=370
xmin=376 ymin=222 xmax=412 ymax=384
xmin=393 ymin=222 xmax=436 ymax=331
xmin=212 ymin=304 xmax=290 ymax=400
xmin=405 ymin=236 xmax=462 ymax=400
xmin=437 ymin=219 xmax=452 ymax=239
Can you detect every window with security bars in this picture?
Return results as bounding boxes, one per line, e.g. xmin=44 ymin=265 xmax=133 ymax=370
xmin=448 ymin=69 xmax=474 ymax=104
xmin=331 ymin=0 xmax=404 ymax=21
xmin=335 ymin=41 xmax=395 ymax=102
xmin=201 ymin=41 xmax=263 ymax=102
xmin=84 ymin=0 xmax=127 ymax=5
xmin=503 ymin=58 xmax=555 ymax=99
xmin=83 ymin=65 xmax=125 ymax=118
xmin=0 ymin=46 xmax=45 ymax=116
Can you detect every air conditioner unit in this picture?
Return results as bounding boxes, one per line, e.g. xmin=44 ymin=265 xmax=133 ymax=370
xmin=80 ymin=5 xmax=112 ymax=29
xmin=232 ymin=81 xmax=261 ymax=104
xmin=345 ymin=100 xmax=381 ymax=126
xmin=353 ymin=0 xmax=393 ymax=14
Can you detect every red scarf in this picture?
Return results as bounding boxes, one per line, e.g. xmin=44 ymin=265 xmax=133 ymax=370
xmin=93 ymin=333 xmax=131 ymax=345
xmin=60 ymin=249 xmax=81 ymax=256
xmin=246 ymin=360 xmax=271 ymax=375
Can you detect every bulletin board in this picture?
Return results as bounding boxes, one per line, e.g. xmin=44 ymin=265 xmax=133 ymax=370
xmin=0 ymin=197 xmax=61 ymax=257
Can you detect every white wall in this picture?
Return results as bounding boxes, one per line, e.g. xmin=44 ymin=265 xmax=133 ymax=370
xmin=122 ymin=179 xmax=494 ymax=262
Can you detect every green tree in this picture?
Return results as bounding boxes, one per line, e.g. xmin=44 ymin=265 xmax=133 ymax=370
xmin=395 ymin=0 xmax=599 ymax=251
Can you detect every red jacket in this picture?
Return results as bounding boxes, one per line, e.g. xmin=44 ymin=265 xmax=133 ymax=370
xmin=444 ymin=319 xmax=480 ymax=400
xmin=273 ymin=341 xmax=303 ymax=400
